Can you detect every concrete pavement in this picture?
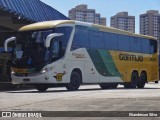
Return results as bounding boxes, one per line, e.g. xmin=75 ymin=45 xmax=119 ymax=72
xmin=0 ymin=83 xmax=160 ymax=119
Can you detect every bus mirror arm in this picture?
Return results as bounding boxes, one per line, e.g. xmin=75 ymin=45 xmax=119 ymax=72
xmin=4 ymin=37 xmax=16 ymax=52
xmin=45 ymin=33 xmax=63 ymax=48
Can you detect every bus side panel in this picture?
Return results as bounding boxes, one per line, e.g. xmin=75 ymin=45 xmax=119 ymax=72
xmin=109 ymin=51 xmax=159 ymax=82
xmin=66 ymin=48 xmax=100 ymax=83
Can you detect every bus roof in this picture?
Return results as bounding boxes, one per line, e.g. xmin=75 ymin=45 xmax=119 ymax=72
xmin=19 ymin=20 xmax=75 ymax=31
xmin=19 ymin=20 xmax=156 ymax=40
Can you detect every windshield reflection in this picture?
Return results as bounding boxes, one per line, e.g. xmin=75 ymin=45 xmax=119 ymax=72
xmin=14 ymin=30 xmax=53 ymax=68
xmin=12 ymin=27 xmax=73 ymax=72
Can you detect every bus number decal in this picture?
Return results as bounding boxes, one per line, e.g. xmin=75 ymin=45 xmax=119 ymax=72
xmin=150 ymin=58 xmax=157 ymax=61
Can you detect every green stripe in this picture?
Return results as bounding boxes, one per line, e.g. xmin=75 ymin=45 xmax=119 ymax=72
xmin=87 ymin=49 xmax=121 ymax=77
xmin=98 ymin=50 xmax=121 ymax=77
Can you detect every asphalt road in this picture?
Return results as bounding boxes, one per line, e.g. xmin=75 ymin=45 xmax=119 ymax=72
xmin=0 ymin=83 xmax=160 ymax=120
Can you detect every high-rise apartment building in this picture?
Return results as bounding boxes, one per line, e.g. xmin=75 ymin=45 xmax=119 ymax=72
xmin=140 ymin=10 xmax=160 ymax=41
xmin=111 ymin=12 xmax=135 ymax=33
xmin=69 ymin=4 xmax=106 ymax=26
xmin=100 ymin=17 xmax=107 ymax=26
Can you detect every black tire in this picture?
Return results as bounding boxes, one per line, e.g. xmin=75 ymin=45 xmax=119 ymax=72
xmin=155 ymin=81 xmax=159 ymax=84
xmin=111 ymin=83 xmax=118 ymax=88
xmin=124 ymin=72 xmax=138 ymax=88
xmin=99 ymin=83 xmax=118 ymax=89
xmin=137 ymin=72 xmax=147 ymax=88
xmin=35 ymin=84 xmax=49 ymax=92
xmin=66 ymin=71 xmax=81 ymax=91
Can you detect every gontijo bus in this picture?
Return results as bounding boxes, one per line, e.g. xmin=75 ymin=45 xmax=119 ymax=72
xmin=4 ymin=20 xmax=158 ymax=92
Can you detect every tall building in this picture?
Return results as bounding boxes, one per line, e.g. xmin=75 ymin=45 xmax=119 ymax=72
xmin=100 ymin=17 xmax=107 ymax=26
xmin=69 ymin=4 xmax=107 ymax=26
xmin=140 ymin=10 xmax=160 ymax=41
xmin=111 ymin=12 xmax=135 ymax=33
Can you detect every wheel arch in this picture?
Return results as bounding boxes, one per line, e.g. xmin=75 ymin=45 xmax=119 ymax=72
xmin=132 ymin=70 xmax=139 ymax=76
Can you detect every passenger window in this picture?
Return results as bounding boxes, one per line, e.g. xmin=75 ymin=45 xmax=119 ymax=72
xmin=51 ymin=40 xmax=60 ymax=58
xmin=50 ymin=37 xmax=63 ymax=61
xmin=90 ymin=31 xmax=104 ymax=49
xmin=104 ymin=33 xmax=118 ymax=50
xmin=71 ymin=26 xmax=89 ymax=50
xmin=118 ymin=35 xmax=130 ymax=51
xmin=141 ymin=38 xmax=150 ymax=54
xmin=130 ymin=37 xmax=141 ymax=53
xmin=150 ymin=40 xmax=157 ymax=54
xmin=55 ymin=27 xmax=72 ymax=51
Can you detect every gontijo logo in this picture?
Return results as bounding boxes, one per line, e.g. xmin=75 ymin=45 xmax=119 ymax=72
xmin=119 ymin=54 xmax=143 ymax=62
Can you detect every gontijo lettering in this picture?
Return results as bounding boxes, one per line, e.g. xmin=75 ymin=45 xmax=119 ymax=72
xmin=119 ymin=54 xmax=143 ymax=62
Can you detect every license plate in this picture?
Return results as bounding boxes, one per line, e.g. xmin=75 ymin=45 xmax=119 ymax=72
xmin=23 ymin=79 xmax=30 ymax=82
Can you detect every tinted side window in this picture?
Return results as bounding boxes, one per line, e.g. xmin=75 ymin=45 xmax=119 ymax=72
xmin=90 ymin=31 xmax=104 ymax=49
xmin=150 ymin=40 xmax=157 ymax=54
xmin=130 ymin=37 xmax=141 ymax=52
xmin=71 ymin=26 xmax=89 ymax=50
xmin=55 ymin=27 xmax=72 ymax=50
xmin=104 ymin=33 xmax=118 ymax=50
xmin=118 ymin=35 xmax=130 ymax=51
xmin=141 ymin=38 xmax=150 ymax=54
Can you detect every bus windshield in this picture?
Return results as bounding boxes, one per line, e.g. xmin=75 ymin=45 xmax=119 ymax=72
xmin=13 ymin=27 xmax=72 ymax=69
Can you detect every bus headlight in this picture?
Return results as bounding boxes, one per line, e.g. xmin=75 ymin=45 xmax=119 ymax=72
xmin=11 ymin=70 xmax=15 ymax=74
xmin=11 ymin=68 xmax=15 ymax=74
xmin=40 ymin=67 xmax=53 ymax=74
xmin=40 ymin=69 xmax=47 ymax=74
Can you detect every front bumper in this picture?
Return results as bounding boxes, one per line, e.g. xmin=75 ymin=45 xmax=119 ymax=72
xmin=11 ymin=73 xmax=51 ymax=84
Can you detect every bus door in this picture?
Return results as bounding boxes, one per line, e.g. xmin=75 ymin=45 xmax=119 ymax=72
xmin=50 ymin=37 xmax=66 ymax=83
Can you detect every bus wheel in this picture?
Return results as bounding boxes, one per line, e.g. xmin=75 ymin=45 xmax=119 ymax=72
xmin=35 ymin=85 xmax=49 ymax=92
xmin=155 ymin=81 xmax=159 ymax=84
xmin=111 ymin=83 xmax=118 ymax=88
xmin=124 ymin=72 xmax=138 ymax=88
xmin=66 ymin=71 xmax=81 ymax=91
xmin=137 ymin=72 xmax=147 ymax=88
xmin=131 ymin=72 xmax=139 ymax=88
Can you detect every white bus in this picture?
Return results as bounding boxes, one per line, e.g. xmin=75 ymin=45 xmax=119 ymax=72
xmin=4 ymin=20 xmax=158 ymax=92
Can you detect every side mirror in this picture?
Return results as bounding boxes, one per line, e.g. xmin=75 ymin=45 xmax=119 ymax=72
xmin=4 ymin=37 xmax=16 ymax=52
xmin=45 ymin=33 xmax=63 ymax=48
